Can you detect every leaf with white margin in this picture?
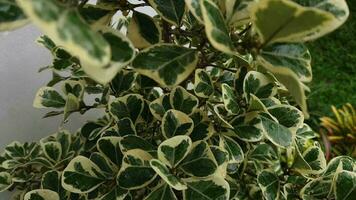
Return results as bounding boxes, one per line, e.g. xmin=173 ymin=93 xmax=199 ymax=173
xmin=190 ymin=109 xmax=214 ymax=141
xmin=132 ymin=44 xmax=198 ymax=87
xmin=207 ymin=103 xmax=234 ymax=129
xmin=97 ymin=137 xmax=123 ymax=166
xmin=117 ymin=117 xmax=136 ymax=136
xmin=251 ymin=0 xmax=347 ymax=45
xmin=119 ymin=135 xmax=156 ymax=155
xmin=219 ymin=135 xmax=244 ymax=166
xmin=150 ymin=159 xmax=187 ymax=190
xmin=117 ymin=149 xmax=156 ymax=190
xmin=334 ymin=170 xmax=356 ymax=200
xmin=293 ymin=0 xmax=349 ymax=36
xmin=183 ymin=177 xmax=230 ymax=200
xmin=96 ymin=28 xmax=135 ymax=84
xmin=40 ymin=140 xmax=62 ymax=163
xmin=230 ymin=114 xmax=264 ymax=142
xmin=194 ymin=69 xmax=214 ymax=98
xmin=158 ymin=135 xmax=192 ymax=168
xmin=161 ymin=110 xmax=194 ymax=139
xmin=127 ymin=11 xmax=161 ymax=49
xmin=210 ymin=146 xmax=229 ymax=177
xmin=323 ymin=156 xmax=355 ymax=176
xmin=62 ymin=80 xmax=84 ymax=98
xmin=109 ymin=94 xmax=144 ymax=123
xmin=63 ymin=93 xmax=80 ymax=120
xmin=243 ymin=71 xmax=276 ymax=101
xmin=99 ymin=185 xmax=128 ymax=200
xmin=90 ymin=152 xmax=117 ymax=178
xmin=0 ymin=172 xmax=12 ymax=192
xmin=148 ymin=0 xmax=185 ymax=26
xmin=247 ymin=94 xmax=268 ymax=112
xmin=110 ymin=70 xmax=137 ymax=96
xmin=258 ymin=113 xmax=293 ymax=147
xmin=257 ymin=170 xmax=280 ymax=200
xmin=17 ymin=0 xmax=111 ymax=82
xmin=145 ymin=183 xmax=177 ymax=200
xmin=258 ymin=43 xmax=312 ymax=83
xmin=180 ymin=141 xmax=217 ymax=177
xmin=41 ymin=170 xmax=69 ymax=200
xmin=24 ymin=189 xmax=59 ymax=200
xmin=250 ymin=143 xmax=278 ymax=163
xmin=149 ymin=94 xmax=172 ymax=120
xmin=170 ymin=86 xmax=199 ymax=115
xmin=268 ymin=105 xmax=304 ymax=131
xmin=293 ymin=146 xmax=327 ymax=175
xmin=62 ymin=156 xmax=106 ymax=193
xmin=226 ymin=0 xmax=256 ymax=26
xmin=300 ymin=175 xmax=333 ymax=200
xmin=222 ymin=83 xmax=240 ymax=114
xmin=260 ymin=62 xmax=309 ymax=118
xmin=185 ymin=0 xmax=203 ymax=23
xmin=0 ymin=0 xmax=29 ymax=31
xmin=33 ymin=87 xmax=66 ymax=108
xmin=201 ymin=0 xmax=234 ymax=54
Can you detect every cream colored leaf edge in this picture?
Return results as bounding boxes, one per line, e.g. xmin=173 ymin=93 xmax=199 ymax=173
xmin=158 ymin=135 xmax=192 ymax=168
xmin=33 ymin=87 xmax=64 ymax=109
xmin=194 ymin=69 xmax=213 ymax=98
xmin=170 ymin=86 xmax=199 ymax=114
xmin=182 ymin=176 xmax=230 ymax=200
xmin=185 ymin=0 xmax=204 ymax=24
xmin=24 ymin=189 xmax=60 ymax=200
xmin=161 ymin=110 xmax=195 ymax=139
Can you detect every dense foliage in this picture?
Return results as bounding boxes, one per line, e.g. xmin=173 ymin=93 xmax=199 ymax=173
xmin=0 ymin=0 xmax=355 ymax=199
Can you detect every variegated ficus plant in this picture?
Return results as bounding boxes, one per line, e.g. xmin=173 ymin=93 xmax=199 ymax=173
xmin=0 ymin=0 xmax=355 ymax=199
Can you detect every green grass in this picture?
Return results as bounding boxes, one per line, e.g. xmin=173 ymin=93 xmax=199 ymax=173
xmin=307 ymin=1 xmax=356 ymax=120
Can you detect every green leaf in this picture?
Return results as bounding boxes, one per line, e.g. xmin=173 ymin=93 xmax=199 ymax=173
xmin=194 ymin=69 xmax=214 ymax=98
xmin=222 ymin=83 xmax=240 ymax=114
xmin=145 ymin=183 xmax=177 ymax=200
xmin=97 ymin=137 xmax=123 ymax=166
xmin=149 ymin=94 xmax=172 ymax=120
xmin=78 ymin=4 xmax=114 ymax=26
xmin=24 ymin=189 xmax=60 ymax=200
xmin=185 ymin=0 xmax=204 ymax=23
xmin=150 ymin=159 xmax=187 ymax=190
xmin=109 ymin=94 xmax=144 ymax=123
xmin=132 ymin=44 xmax=198 ymax=87
xmin=161 ymin=109 xmax=194 ymax=139
xmin=180 ymin=141 xmax=217 ymax=177
xmin=334 ymin=170 xmax=356 ymax=200
xmin=17 ymin=0 xmax=112 ymax=82
xmin=183 ymin=177 xmax=230 ymax=200
xmin=201 ymin=0 xmax=234 ymax=54
xmin=170 ymin=86 xmax=199 ymax=115
xmin=0 ymin=172 xmax=12 ymax=192
xmin=258 ymin=43 xmax=312 ymax=82
xmin=90 ymin=152 xmax=117 ymax=178
xmin=243 ymin=71 xmax=276 ymax=101
xmin=268 ymin=105 xmax=304 ymax=131
xmin=323 ymin=156 xmax=355 ymax=176
xmin=258 ymin=114 xmax=293 ymax=148
xmin=210 ymin=146 xmax=229 ymax=177
xmin=63 ymin=93 xmax=80 ymax=120
xmin=257 ymin=170 xmax=280 ymax=200
xmin=190 ymin=110 xmax=214 ymax=141
xmin=110 ymin=70 xmax=137 ymax=96
xmin=127 ymin=11 xmax=161 ymax=49
xmin=219 ymin=135 xmax=244 ymax=170
xmin=149 ymin=0 xmax=185 ymax=26
xmin=250 ymin=143 xmax=278 ymax=163
xmin=251 ymin=0 xmax=347 ymax=44
xmin=158 ymin=135 xmax=192 ymax=168
xmin=117 ymin=149 xmax=156 ymax=190
xmin=33 ymin=87 xmax=66 ymax=108
xmin=119 ymin=135 xmax=156 ymax=155
xmin=62 ymin=156 xmax=106 ymax=193
xmin=0 ymin=0 xmax=28 ymax=31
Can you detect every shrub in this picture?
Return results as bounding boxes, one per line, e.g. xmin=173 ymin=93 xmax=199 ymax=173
xmin=0 ymin=0 xmax=355 ymax=199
